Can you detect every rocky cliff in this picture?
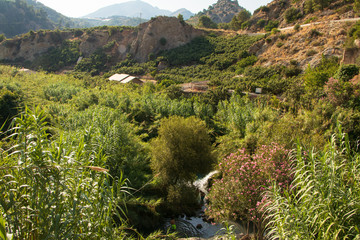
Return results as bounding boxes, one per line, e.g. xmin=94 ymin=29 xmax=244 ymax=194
xmin=188 ymin=0 xmax=244 ymax=25
xmin=0 ymin=16 xmax=205 ymax=65
xmin=130 ymin=17 xmax=204 ymax=62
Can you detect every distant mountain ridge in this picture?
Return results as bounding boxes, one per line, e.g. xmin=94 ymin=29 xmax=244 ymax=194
xmin=84 ymin=0 xmax=193 ymax=20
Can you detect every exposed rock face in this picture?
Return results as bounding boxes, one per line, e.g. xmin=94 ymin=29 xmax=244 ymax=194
xmin=0 ymin=31 xmax=73 ymax=62
xmin=206 ymin=0 xmax=244 ymax=23
xmin=188 ymin=0 xmax=244 ymax=25
xmin=0 ymin=16 xmax=205 ymax=64
xmin=130 ymin=16 xmax=204 ymax=62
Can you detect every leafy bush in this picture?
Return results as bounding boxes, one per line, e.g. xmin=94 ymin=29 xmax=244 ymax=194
xmin=0 ymin=87 xmax=21 ymax=129
xmin=265 ymin=133 xmax=360 ymax=240
xmin=206 ymin=144 xmax=292 ymax=237
xmin=334 ymin=64 xmax=359 ymax=82
xmin=257 ymin=19 xmax=266 ymax=28
xmin=198 ymin=15 xmax=217 ymax=29
xmin=293 ymin=24 xmax=301 ymax=31
xmin=230 ymin=9 xmax=251 ymax=30
xmin=303 ymin=56 xmax=339 ymax=91
xmin=236 ymin=55 xmax=258 ymax=73
xmin=324 ymin=77 xmax=360 ymax=107
xmin=75 ymin=49 xmax=109 ymax=75
xmin=309 ymin=28 xmax=321 ymax=38
xmin=264 ymin=21 xmax=279 ymax=32
xmin=284 ymin=7 xmax=302 ymax=23
xmin=151 ymin=115 xmax=215 ymax=186
xmin=32 ymin=40 xmax=81 ymax=72
xmin=159 ymin=37 xmax=167 ymax=46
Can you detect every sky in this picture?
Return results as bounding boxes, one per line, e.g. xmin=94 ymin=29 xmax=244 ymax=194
xmin=37 ymin=0 xmax=273 ymax=18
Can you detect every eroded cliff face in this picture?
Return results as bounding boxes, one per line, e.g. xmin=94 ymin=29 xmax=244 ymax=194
xmin=0 ymin=16 xmax=205 ymax=65
xmin=130 ymin=16 xmax=204 ymax=62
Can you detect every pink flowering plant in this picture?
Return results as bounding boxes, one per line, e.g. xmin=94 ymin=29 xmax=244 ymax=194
xmin=205 ymin=143 xmax=292 ymax=236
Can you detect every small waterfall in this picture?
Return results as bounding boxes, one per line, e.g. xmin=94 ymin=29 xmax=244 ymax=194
xmin=163 ymin=170 xmax=245 ymax=238
xmin=193 ymin=170 xmax=219 ymax=194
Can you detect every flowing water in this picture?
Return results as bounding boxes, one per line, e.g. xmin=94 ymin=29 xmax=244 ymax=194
xmin=163 ymin=171 xmax=245 ymax=238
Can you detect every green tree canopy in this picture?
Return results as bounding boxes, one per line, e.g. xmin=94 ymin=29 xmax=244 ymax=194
xmin=150 ymin=115 xmax=216 ymax=186
xmin=198 ymin=15 xmax=218 ymax=29
xmin=230 ymin=9 xmax=251 ymax=30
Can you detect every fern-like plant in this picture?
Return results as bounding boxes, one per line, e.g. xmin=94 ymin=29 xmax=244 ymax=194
xmin=265 ymin=128 xmax=360 ymax=239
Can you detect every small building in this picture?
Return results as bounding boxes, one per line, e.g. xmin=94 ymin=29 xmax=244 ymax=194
xmin=19 ymin=68 xmax=36 ymax=74
xmin=109 ymin=74 xmax=143 ymax=85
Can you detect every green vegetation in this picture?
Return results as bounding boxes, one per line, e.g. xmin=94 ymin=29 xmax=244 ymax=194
xmin=284 ymin=7 xmax=302 ymax=23
xmin=1 ymin=23 xmax=360 ymax=239
xmin=32 ymin=40 xmax=81 ymax=72
xmin=266 ymin=132 xmax=360 ymax=239
xmin=0 ymin=0 xmax=54 ymax=37
xmin=151 ymin=116 xmax=215 ymax=214
xmin=229 ymin=9 xmax=252 ymax=30
xmin=264 ymin=21 xmax=279 ymax=32
xmin=198 ymin=15 xmax=218 ymax=29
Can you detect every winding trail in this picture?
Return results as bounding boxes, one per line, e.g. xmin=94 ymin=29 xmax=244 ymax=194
xmin=279 ymin=17 xmax=360 ymax=32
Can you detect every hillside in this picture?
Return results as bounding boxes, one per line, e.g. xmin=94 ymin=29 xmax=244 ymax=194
xmin=0 ymin=16 xmax=205 ymax=70
xmin=0 ymin=0 xmax=56 ymax=37
xmin=170 ymin=8 xmax=194 ymax=20
xmin=247 ymin=0 xmax=356 ymax=31
xmin=23 ymin=0 xmax=76 ymax=28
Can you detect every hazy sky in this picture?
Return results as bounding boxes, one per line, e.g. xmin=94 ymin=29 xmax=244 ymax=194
xmin=37 ymin=0 xmax=273 ymax=18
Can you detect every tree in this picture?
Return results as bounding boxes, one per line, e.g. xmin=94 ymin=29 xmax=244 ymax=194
xmin=151 ymin=116 xmax=215 ymax=186
xmin=198 ymin=15 xmax=217 ymax=29
xmin=355 ymin=0 xmax=360 ymax=13
xmin=284 ymin=7 xmax=302 ymax=23
xmin=177 ymin=14 xmax=185 ymax=24
xmin=230 ymin=9 xmax=251 ymax=30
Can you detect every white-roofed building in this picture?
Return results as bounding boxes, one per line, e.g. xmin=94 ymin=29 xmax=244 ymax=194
xmin=109 ymin=74 xmax=143 ymax=85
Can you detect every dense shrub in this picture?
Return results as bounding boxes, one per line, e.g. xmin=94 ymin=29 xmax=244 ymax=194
xmin=264 ymin=21 xmax=279 ymax=32
xmin=303 ymin=56 xmax=339 ymax=91
xmin=206 ymin=144 xmax=292 ymax=237
xmin=284 ymin=7 xmax=302 ymax=23
xmin=198 ymin=15 xmax=218 ymax=29
xmin=294 ymin=24 xmax=301 ymax=31
xmin=151 ymin=116 xmax=215 ymax=186
xmin=0 ymin=87 xmax=21 ymax=129
xmin=265 ymin=133 xmax=360 ymax=240
xmin=334 ymin=64 xmax=359 ymax=82
xmin=324 ymin=77 xmax=360 ymax=107
xmin=257 ymin=19 xmax=266 ymax=28
xmin=32 ymin=40 xmax=81 ymax=72
xmin=230 ymin=9 xmax=251 ymax=30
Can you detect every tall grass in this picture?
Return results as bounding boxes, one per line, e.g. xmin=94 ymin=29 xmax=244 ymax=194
xmin=265 ymin=129 xmax=360 ymax=239
xmin=0 ymin=107 xmax=131 ymax=239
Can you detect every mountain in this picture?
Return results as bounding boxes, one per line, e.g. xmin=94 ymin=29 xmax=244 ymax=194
xmin=0 ymin=0 xmax=55 ymax=37
xmin=85 ymin=0 xmax=172 ymax=19
xmin=73 ymin=17 xmax=143 ymax=28
xmin=188 ymin=0 xmax=245 ymax=25
xmin=23 ymin=0 xmax=76 ymax=28
xmin=170 ymin=8 xmax=194 ymax=20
